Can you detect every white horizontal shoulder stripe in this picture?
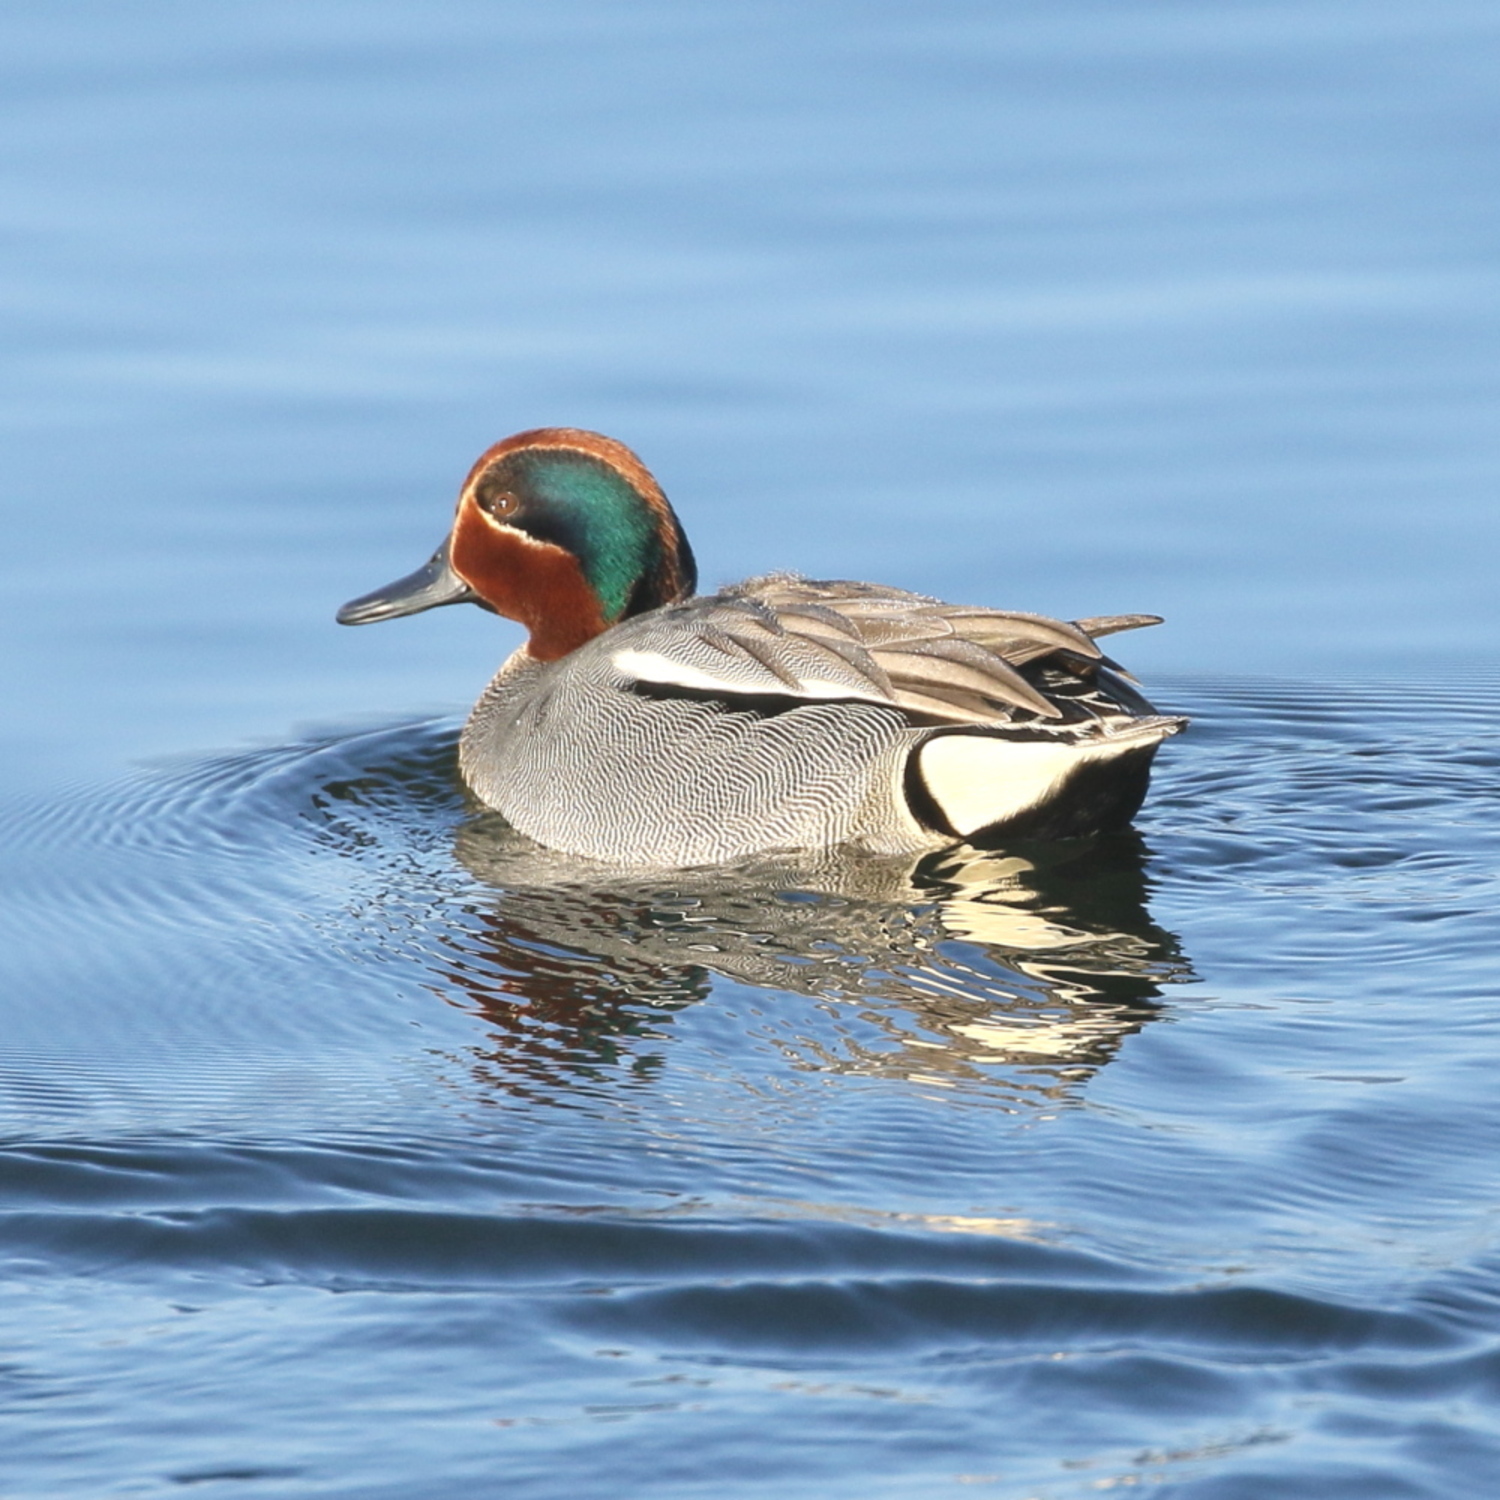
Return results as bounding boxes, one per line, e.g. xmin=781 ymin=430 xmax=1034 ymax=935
xmin=612 ymin=647 xmax=885 ymax=703
xmin=611 ymin=648 xmax=734 ymax=693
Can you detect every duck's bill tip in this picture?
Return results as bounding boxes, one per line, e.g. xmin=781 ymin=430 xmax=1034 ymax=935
xmin=336 ymin=543 xmax=476 ymax=625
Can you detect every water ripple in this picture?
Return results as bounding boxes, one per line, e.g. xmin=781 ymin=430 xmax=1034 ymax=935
xmin=4 ymin=676 xmax=1500 ymax=1496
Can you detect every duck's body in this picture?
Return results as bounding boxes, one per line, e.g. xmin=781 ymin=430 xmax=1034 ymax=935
xmin=339 ymin=429 xmax=1184 ymax=866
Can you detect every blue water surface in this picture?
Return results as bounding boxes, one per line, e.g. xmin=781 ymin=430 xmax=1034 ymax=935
xmin=2 ymin=4 xmax=1499 ymax=1497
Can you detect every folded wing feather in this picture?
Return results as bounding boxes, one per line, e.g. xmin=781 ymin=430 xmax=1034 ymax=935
xmin=606 ymin=574 xmax=1163 ymax=729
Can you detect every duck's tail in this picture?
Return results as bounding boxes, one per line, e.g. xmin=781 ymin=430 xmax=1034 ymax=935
xmin=912 ymin=715 xmax=1187 ymax=841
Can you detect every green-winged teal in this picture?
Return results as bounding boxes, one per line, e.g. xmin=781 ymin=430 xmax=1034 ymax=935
xmin=338 ymin=428 xmax=1185 ymax=865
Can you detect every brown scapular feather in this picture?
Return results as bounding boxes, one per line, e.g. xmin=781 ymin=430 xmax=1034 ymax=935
xmin=872 ymin=639 xmax=1062 ymax=718
xmin=715 ymin=595 xmax=787 ymax=635
xmin=937 ymin=609 xmax=1101 ymax=658
xmin=720 ymin=626 xmax=807 ymax=690
xmin=788 ymin=631 xmax=896 ymax=695
xmin=887 ymin=686 xmax=1017 ymax=725
xmin=696 ymin=622 xmax=757 ymax=658
xmin=770 ymin=601 xmax=867 ymax=639
xmin=1072 ymin=614 xmax=1164 ymax=639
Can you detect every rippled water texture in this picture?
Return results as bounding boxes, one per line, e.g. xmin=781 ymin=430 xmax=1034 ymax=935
xmin=5 ymin=2 xmax=1500 ymax=1496
xmin=3 ymin=679 xmax=1499 ymax=1497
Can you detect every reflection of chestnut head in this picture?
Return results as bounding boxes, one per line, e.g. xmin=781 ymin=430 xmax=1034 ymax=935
xmin=438 ymin=818 xmax=1194 ymax=1102
xmin=428 ymin=880 xmax=714 ymax=1099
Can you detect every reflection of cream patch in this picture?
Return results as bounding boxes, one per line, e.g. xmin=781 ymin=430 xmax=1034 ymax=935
xmin=918 ymin=731 xmax=1163 ymax=836
xmin=941 ymin=905 xmax=1088 ymax=949
xmin=953 ymin=1017 xmax=1113 ymax=1061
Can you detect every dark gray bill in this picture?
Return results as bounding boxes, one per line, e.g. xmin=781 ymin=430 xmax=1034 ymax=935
xmin=336 ymin=540 xmax=478 ymax=625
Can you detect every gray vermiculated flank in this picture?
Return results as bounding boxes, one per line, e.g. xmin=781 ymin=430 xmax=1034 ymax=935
xmin=461 ymin=656 xmax=928 ymax=865
xmin=458 ymin=575 xmax=1184 ymax=864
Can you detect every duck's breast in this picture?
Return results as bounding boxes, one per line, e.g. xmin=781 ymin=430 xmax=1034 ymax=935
xmin=459 ymin=646 xmax=933 ymax=865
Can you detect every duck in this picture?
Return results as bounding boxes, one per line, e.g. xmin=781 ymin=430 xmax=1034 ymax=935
xmin=337 ymin=428 xmax=1185 ymax=866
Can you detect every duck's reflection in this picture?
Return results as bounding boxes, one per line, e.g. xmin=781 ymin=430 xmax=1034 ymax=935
xmin=432 ymin=815 xmax=1194 ymax=1102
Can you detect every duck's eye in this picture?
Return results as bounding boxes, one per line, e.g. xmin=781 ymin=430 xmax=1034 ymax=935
xmin=481 ymin=487 xmax=519 ymax=518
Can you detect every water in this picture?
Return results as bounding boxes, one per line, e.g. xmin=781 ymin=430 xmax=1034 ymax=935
xmin=5 ymin=683 xmax=1500 ymax=1496
xmin=4 ymin=4 xmax=1500 ymax=1497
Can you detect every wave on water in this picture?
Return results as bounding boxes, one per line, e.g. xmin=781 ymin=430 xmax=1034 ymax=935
xmin=4 ymin=678 xmax=1500 ymax=1497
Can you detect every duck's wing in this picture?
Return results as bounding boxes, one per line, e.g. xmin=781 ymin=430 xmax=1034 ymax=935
xmin=599 ymin=573 xmax=1167 ymax=728
xmin=1070 ymin=613 xmax=1164 ymax=640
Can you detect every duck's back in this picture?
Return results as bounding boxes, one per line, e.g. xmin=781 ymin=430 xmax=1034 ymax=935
xmin=459 ymin=576 xmax=1184 ymax=865
xmin=460 ymin=641 xmax=926 ymax=866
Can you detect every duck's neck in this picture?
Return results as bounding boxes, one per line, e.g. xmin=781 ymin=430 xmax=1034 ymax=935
xmin=450 ymin=507 xmax=608 ymax=662
xmin=505 ymin=538 xmax=610 ymax=662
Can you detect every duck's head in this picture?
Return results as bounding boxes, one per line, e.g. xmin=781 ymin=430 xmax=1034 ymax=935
xmin=337 ymin=428 xmax=697 ymax=660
